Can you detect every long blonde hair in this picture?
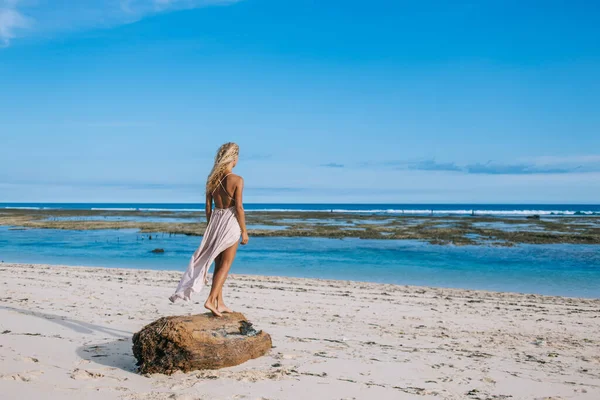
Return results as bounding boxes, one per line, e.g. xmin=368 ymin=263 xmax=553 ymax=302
xmin=206 ymin=142 xmax=239 ymax=194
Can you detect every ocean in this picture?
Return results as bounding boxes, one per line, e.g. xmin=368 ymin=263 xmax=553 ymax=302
xmin=1 ymin=203 xmax=599 ymax=298
xmin=2 ymin=202 xmax=600 ymax=215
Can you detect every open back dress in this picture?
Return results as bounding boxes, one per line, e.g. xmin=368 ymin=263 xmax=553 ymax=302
xmin=169 ymin=173 xmax=241 ymax=302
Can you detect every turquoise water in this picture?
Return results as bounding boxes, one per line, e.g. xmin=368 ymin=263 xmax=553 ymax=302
xmin=472 ymin=222 xmax=546 ymax=232
xmin=245 ymin=224 xmax=289 ymax=231
xmin=275 ymin=218 xmax=356 ymax=226
xmin=1 ymin=227 xmax=599 ymax=298
xmin=3 ymin=202 xmax=600 ymax=216
xmin=44 ymin=216 xmax=203 ymax=223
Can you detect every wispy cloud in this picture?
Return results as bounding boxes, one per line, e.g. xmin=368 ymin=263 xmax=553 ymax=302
xmin=464 ymin=162 xmax=574 ymax=175
xmin=0 ymin=1 xmax=32 ymax=47
xmin=526 ymin=155 xmax=600 ymax=165
xmin=358 ymin=159 xmax=462 ymax=172
xmin=356 ymin=155 xmax=600 ymax=175
xmin=406 ymin=160 xmax=462 ymax=172
xmin=320 ymin=162 xmax=344 ymax=168
xmin=120 ymin=0 xmax=241 ymax=15
xmin=0 ymin=0 xmax=241 ymax=46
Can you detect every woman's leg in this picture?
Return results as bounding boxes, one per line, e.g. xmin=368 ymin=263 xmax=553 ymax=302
xmin=204 ymin=241 xmax=239 ymax=316
xmin=211 ymin=253 xmax=232 ymax=313
xmin=213 ymin=253 xmax=223 ymax=279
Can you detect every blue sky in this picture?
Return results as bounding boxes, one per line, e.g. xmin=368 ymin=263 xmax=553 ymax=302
xmin=1 ymin=0 xmax=599 ymax=203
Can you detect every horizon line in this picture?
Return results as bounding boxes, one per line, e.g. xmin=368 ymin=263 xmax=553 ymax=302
xmin=1 ymin=202 xmax=599 ymax=206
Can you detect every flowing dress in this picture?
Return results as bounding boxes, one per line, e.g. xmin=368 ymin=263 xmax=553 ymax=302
xmin=169 ymin=174 xmax=241 ymax=302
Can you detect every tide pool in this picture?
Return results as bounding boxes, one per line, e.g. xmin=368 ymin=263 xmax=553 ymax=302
xmin=1 ymin=227 xmax=599 ymax=298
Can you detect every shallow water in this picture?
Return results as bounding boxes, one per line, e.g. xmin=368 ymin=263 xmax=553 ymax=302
xmin=275 ymin=218 xmax=355 ymax=226
xmin=472 ymin=221 xmax=545 ymax=232
xmin=1 ymin=227 xmax=599 ymax=298
xmin=246 ymin=224 xmax=289 ymax=231
xmin=426 ymin=223 xmax=457 ymax=229
xmin=353 ymin=219 xmax=394 ymax=225
xmin=44 ymin=216 xmax=203 ymax=223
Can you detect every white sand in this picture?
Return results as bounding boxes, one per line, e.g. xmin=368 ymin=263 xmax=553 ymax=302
xmin=1 ymin=263 xmax=599 ymax=400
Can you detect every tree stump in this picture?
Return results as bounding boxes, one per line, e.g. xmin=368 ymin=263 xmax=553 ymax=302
xmin=132 ymin=312 xmax=272 ymax=374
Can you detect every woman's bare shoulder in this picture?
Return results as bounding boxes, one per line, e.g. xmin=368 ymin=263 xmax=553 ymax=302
xmin=230 ymin=173 xmax=244 ymax=183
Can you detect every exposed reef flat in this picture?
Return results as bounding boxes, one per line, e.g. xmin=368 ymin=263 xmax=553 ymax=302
xmin=1 ymin=208 xmax=599 ymax=246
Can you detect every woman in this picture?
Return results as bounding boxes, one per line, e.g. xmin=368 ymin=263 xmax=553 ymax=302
xmin=169 ymin=142 xmax=249 ymax=317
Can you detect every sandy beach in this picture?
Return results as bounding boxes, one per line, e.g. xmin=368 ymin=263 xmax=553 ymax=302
xmin=1 ymin=263 xmax=599 ymax=400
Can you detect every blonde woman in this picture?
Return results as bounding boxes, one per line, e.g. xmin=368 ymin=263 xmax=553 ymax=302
xmin=169 ymin=142 xmax=249 ymax=316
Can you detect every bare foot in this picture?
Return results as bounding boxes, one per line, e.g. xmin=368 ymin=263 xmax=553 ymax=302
xmin=204 ymin=299 xmax=222 ymax=317
xmin=217 ymin=303 xmax=233 ymax=314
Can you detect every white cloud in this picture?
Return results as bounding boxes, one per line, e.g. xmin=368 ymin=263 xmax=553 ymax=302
xmin=358 ymin=154 xmax=600 ymax=175
xmin=520 ymin=154 xmax=600 ymax=174
xmin=0 ymin=0 xmax=241 ymax=46
xmin=527 ymin=155 xmax=600 ymax=165
xmin=0 ymin=1 xmax=32 ymax=47
xmin=121 ymin=0 xmax=240 ymax=14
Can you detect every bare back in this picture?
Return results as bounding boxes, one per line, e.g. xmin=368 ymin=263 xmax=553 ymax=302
xmin=212 ymin=173 xmax=240 ymax=209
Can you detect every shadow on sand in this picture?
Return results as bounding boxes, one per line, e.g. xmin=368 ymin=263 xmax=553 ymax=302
xmin=76 ymin=337 xmax=139 ymax=373
xmin=1 ymin=305 xmax=139 ymax=373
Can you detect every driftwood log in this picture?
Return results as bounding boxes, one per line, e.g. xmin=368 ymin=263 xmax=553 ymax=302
xmin=132 ymin=312 xmax=272 ymax=374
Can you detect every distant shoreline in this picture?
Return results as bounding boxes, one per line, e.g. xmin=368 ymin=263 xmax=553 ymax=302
xmin=1 ymin=202 xmax=599 ymax=216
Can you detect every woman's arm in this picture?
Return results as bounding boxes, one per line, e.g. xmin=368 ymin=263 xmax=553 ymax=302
xmin=234 ymin=177 xmax=249 ymax=245
xmin=205 ymin=192 xmax=213 ymax=225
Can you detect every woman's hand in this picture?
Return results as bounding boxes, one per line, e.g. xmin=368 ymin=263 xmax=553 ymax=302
xmin=241 ymin=231 xmax=249 ymax=245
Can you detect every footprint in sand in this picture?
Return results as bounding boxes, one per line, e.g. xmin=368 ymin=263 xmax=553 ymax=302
xmin=123 ymin=393 xmax=200 ymax=400
xmin=1 ymin=370 xmax=44 ymax=382
xmin=20 ymin=356 xmax=40 ymax=363
xmin=70 ymin=368 xmax=105 ymax=380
